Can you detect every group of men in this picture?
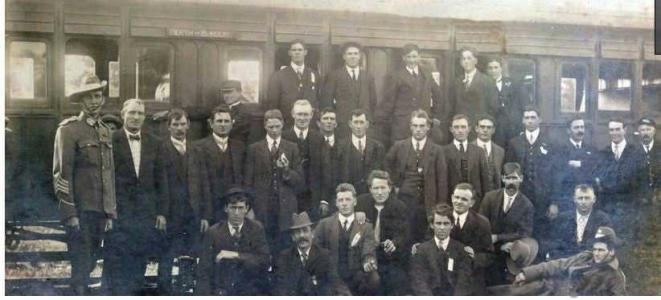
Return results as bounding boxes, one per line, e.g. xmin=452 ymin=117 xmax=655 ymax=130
xmin=52 ymin=40 xmax=658 ymax=296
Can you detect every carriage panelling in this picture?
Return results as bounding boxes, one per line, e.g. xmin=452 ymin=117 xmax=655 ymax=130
xmin=5 ymin=0 xmax=55 ymax=33
xmin=274 ymin=12 xmax=327 ymax=45
xmin=505 ymin=23 xmax=597 ymax=57
xmin=455 ymin=22 xmax=503 ymax=53
xmin=63 ymin=3 xmax=121 ymax=36
xmin=600 ymin=30 xmax=642 ymax=60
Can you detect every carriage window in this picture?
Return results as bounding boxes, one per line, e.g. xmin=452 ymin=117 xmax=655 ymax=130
xmin=65 ymin=39 xmax=119 ymax=99
xmin=598 ymin=61 xmax=632 ymax=111
xmin=643 ymin=62 xmax=661 ymax=112
xmin=227 ymin=48 xmax=262 ymax=103
xmin=8 ymin=41 xmax=48 ymax=101
xmin=507 ymin=58 xmax=536 ymax=106
xmin=559 ymin=63 xmax=588 ymax=113
xmin=134 ymin=45 xmax=173 ymax=102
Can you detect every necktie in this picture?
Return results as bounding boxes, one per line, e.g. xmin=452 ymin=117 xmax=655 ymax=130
xmin=232 ymin=225 xmax=240 ymax=238
xmin=577 ymin=215 xmax=588 ymax=243
xmin=296 ymin=68 xmax=303 ymax=80
xmin=504 ymin=196 xmax=513 ymax=213
xmin=326 ymin=136 xmax=331 ymax=147
xmin=374 ymin=208 xmax=382 ymax=242
xmin=343 ymin=220 xmax=350 ymax=232
xmin=173 ymin=140 xmax=186 ymax=155
xmin=614 ymin=144 xmax=620 ymax=160
xmin=271 ymin=140 xmax=278 ymax=156
xmin=358 ymin=139 xmax=364 ymax=154
xmin=575 ymin=143 xmax=581 ymax=150
xmin=528 ymin=133 xmax=534 ymax=145
xmin=482 ymin=144 xmax=490 ymax=159
xmin=416 ymin=141 xmax=421 ymax=155
xmin=298 ymin=131 xmax=305 ymax=141
xmin=644 ymin=145 xmax=650 ymax=153
xmin=300 ymin=252 xmax=308 ymax=266
xmin=459 ymin=142 xmax=465 ymax=153
xmin=129 ymin=134 xmax=140 ymax=141
xmin=352 ymin=69 xmax=357 ymax=81
xmin=455 ymin=215 xmax=461 ymax=228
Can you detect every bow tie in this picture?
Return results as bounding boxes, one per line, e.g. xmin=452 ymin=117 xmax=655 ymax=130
xmin=128 ymin=134 xmax=141 ymax=141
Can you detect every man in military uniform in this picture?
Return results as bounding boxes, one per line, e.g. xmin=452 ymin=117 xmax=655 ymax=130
xmin=52 ymin=74 xmax=116 ymax=295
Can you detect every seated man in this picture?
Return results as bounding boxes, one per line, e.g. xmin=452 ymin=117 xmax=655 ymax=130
xmin=273 ymin=212 xmax=351 ymax=296
xmin=489 ymin=226 xmax=626 ymax=296
xmin=409 ymin=204 xmax=472 ymax=296
xmin=196 ymin=188 xmax=270 ymax=295
xmin=313 ymin=183 xmax=380 ymax=295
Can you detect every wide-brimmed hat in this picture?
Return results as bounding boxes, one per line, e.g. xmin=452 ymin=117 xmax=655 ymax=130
xmin=289 ymin=212 xmax=314 ymax=230
xmin=506 ymin=237 xmax=539 ymax=275
xmin=69 ymin=74 xmax=107 ymax=100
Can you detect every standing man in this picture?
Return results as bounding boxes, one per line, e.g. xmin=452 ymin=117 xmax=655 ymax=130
xmin=313 ymin=183 xmax=380 ymax=295
xmin=505 ymin=105 xmax=554 ymax=239
xmin=336 ymin=109 xmax=386 ymax=195
xmin=53 ymin=75 xmax=116 ymax=295
xmin=376 ymin=43 xmax=444 ymax=147
xmin=450 ymin=47 xmax=498 ymax=121
xmin=156 ymin=109 xmax=210 ymax=294
xmin=385 ymin=109 xmax=448 ymax=244
xmin=194 ymin=105 xmax=245 ymax=223
xmin=311 ymin=107 xmax=340 ymax=219
xmin=244 ymin=109 xmax=303 ymax=252
xmin=544 ymin=184 xmax=612 ymax=259
xmin=282 ymin=99 xmax=324 ymax=216
xmin=486 ymin=57 xmax=523 ymax=147
xmin=273 ymin=212 xmax=351 ymax=296
xmin=196 ymin=188 xmax=270 ymax=296
xmin=636 ymin=117 xmax=659 ymax=245
xmin=473 ymin=114 xmax=505 ymax=192
xmin=355 ymin=170 xmax=410 ymax=295
xmin=103 ymin=99 xmax=163 ymax=295
xmin=266 ymin=40 xmax=320 ymax=127
xmin=221 ymin=80 xmax=265 ymax=145
xmin=479 ymin=162 xmax=534 ymax=285
xmin=443 ymin=114 xmax=489 ymax=204
xmin=409 ymin=204 xmax=472 ymax=296
xmin=552 ymin=116 xmax=597 ymax=212
xmin=321 ymin=42 xmax=377 ymax=138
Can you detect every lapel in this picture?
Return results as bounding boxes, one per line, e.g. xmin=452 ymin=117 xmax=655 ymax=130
xmin=506 ymin=192 xmax=523 ymax=217
xmin=204 ymin=136 xmax=223 ymax=166
xmin=364 ymin=138 xmax=374 ymax=164
xmin=330 ymin=213 xmax=341 ymax=253
xmin=117 ymin=131 xmax=138 ymax=179
xmin=166 ymin=139 xmax=186 ymax=182
xmin=348 ymin=218 xmax=362 ymax=248
xmin=421 ymin=139 xmax=432 ymax=175
xmin=569 ymin=211 xmax=579 ymax=240
xmin=398 ymin=140 xmax=413 ymax=175
xmin=259 ymin=139 xmax=272 ymax=165
xmin=138 ymin=133 xmax=152 ymax=179
xmin=228 ymin=139 xmax=242 ymax=181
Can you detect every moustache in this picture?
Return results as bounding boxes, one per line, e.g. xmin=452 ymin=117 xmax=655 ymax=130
xmin=576 ymin=131 xmax=584 ymax=136
xmin=505 ymin=183 xmax=517 ymax=190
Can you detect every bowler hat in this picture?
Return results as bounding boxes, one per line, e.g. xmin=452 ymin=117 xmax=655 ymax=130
xmin=506 ymin=237 xmax=539 ymax=275
xmin=221 ymin=80 xmax=242 ymax=91
xmin=289 ymin=212 xmax=314 ymax=230
xmin=68 ymin=74 xmax=107 ymax=100
xmin=221 ymin=187 xmax=254 ymax=204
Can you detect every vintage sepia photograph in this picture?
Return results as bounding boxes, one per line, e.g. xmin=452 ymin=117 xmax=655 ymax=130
xmin=3 ymin=0 xmax=660 ymax=296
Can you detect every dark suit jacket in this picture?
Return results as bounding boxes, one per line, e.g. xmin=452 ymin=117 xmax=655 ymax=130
xmin=282 ymin=128 xmax=325 ymax=212
xmin=493 ymin=77 xmax=524 ymax=147
xmin=471 ymin=140 xmax=504 ymax=192
xmin=157 ymin=138 xmax=210 ymax=222
xmin=443 ymin=143 xmax=490 ymax=204
xmin=313 ymin=212 xmax=377 ymax=275
xmin=320 ymin=67 xmax=377 ymax=137
xmin=376 ymin=67 xmax=443 ymax=142
xmin=593 ymin=142 xmax=645 ymax=208
xmin=273 ymin=244 xmax=350 ymax=296
xmin=450 ymin=71 xmax=498 ymax=120
xmin=355 ymin=193 xmax=410 ymax=263
xmin=194 ymin=136 xmax=245 ymax=222
xmin=385 ymin=139 xmax=449 ymax=210
xmin=195 ymin=219 xmax=270 ymax=295
xmin=505 ymin=132 xmax=554 ymax=212
xmin=479 ymin=189 xmax=534 ymax=243
xmin=639 ymin=142 xmax=661 ymax=200
xmin=409 ymin=238 xmax=472 ymax=296
xmin=336 ymin=137 xmax=385 ymax=195
xmin=112 ymin=130 xmax=163 ymax=228
xmin=229 ymin=97 xmax=265 ymax=146
xmin=552 ymin=139 xmax=598 ymax=210
xmin=266 ymin=65 xmax=320 ymax=126
xmin=450 ymin=210 xmax=493 ymax=295
xmin=546 ymin=209 xmax=612 ymax=259
xmin=244 ymin=138 xmax=303 ymax=232
xmin=310 ymin=137 xmax=340 ymax=208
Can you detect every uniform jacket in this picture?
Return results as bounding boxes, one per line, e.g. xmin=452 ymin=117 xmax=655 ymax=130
xmin=443 ymin=143 xmax=490 ymax=204
xmin=409 ymin=238 xmax=472 ymax=296
xmin=266 ymin=65 xmax=320 ymax=126
xmin=112 ymin=130 xmax=163 ymax=227
xmin=320 ymin=67 xmax=377 ymax=137
xmin=244 ymin=138 xmax=303 ymax=232
xmin=479 ymin=189 xmax=534 ymax=243
xmin=450 ymin=70 xmax=499 ymax=120
xmin=505 ymin=132 xmax=554 ymax=211
xmin=273 ymin=244 xmax=351 ymax=296
xmin=355 ymin=193 xmax=410 ymax=263
xmin=336 ymin=137 xmax=385 ymax=195
xmin=552 ymin=139 xmax=598 ymax=210
xmin=313 ymin=212 xmax=377 ymax=274
xmin=638 ymin=141 xmax=661 ymax=200
xmin=194 ymin=135 xmax=245 ymax=222
xmin=471 ymin=140 xmax=504 ymax=192
xmin=546 ymin=209 xmax=611 ymax=259
xmin=53 ymin=112 xmax=116 ymax=221
xmin=195 ymin=219 xmax=270 ymax=295
xmin=521 ymin=250 xmax=626 ymax=296
xmin=376 ymin=67 xmax=443 ymax=142
xmin=385 ymin=138 xmax=449 ymax=210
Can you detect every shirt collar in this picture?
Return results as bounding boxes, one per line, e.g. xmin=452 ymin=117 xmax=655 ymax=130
xmin=412 ymin=137 xmax=427 ymax=149
xmin=228 ymin=221 xmax=244 ymax=234
xmin=570 ymin=138 xmax=582 ymax=149
xmin=346 ymin=65 xmax=360 ymax=76
xmin=476 ymin=139 xmax=491 ymax=150
xmin=170 ymin=136 xmax=186 ymax=148
xmin=294 ymin=127 xmax=309 ymax=139
xmin=453 ymin=139 xmax=467 ymax=151
xmin=352 ymin=135 xmax=366 ymax=148
xmin=266 ymin=135 xmax=281 ymax=146
xmin=434 ymin=236 xmax=450 ymax=251
xmin=406 ymin=65 xmax=419 ymax=75
xmin=291 ymin=62 xmax=305 ymax=73
xmin=494 ymin=75 xmax=503 ymax=83
xmin=338 ymin=213 xmax=355 ymax=227
xmin=612 ymin=139 xmax=627 ymax=152
xmin=228 ymin=101 xmax=241 ymax=109
xmin=576 ymin=210 xmax=591 ymax=220
xmin=124 ymin=128 xmax=141 ymax=140
xmin=213 ymin=132 xmax=228 ymax=145
xmin=526 ymin=128 xmax=540 ymax=143
xmin=297 ymin=247 xmax=311 ymax=259
xmin=504 ymin=191 xmax=518 ymax=201
xmin=324 ymin=134 xmax=335 ymax=144
xmin=453 ymin=211 xmax=468 ymax=228
xmin=643 ymin=140 xmax=654 ymax=151
xmin=464 ymin=68 xmax=477 ymax=82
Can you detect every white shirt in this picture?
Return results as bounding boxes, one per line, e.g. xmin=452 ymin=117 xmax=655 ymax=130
xmin=125 ymin=129 xmax=141 ymax=177
xmin=294 ymin=127 xmax=309 ymax=140
xmin=453 ymin=211 xmax=468 ymax=229
xmin=476 ymin=139 xmax=492 ymax=157
xmin=463 ymin=68 xmax=477 ymax=86
xmin=570 ymin=138 xmax=583 ymax=149
xmin=406 ymin=65 xmax=419 ymax=76
xmin=611 ymin=139 xmax=627 ymax=159
xmin=324 ymin=134 xmax=335 ymax=147
xmin=213 ymin=133 xmax=229 ymax=152
xmin=503 ymin=192 xmax=518 ymax=212
xmin=434 ymin=236 xmax=450 ymax=251
xmin=291 ymin=62 xmax=305 ymax=75
xmin=643 ymin=140 xmax=654 ymax=153
xmin=412 ymin=137 xmax=427 ymax=151
xmin=346 ymin=65 xmax=360 ymax=80
xmin=526 ymin=128 xmax=540 ymax=145
xmin=338 ymin=213 xmax=355 ymax=231
xmin=297 ymin=247 xmax=311 ymax=264
xmin=266 ymin=135 xmax=281 ymax=152
xmin=228 ymin=221 xmax=244 ymax=237
xmin=170 ymin=136 xmax=186 ymax=155
xmin=576 ymin=211 xmax=591 ymax=243
xmin=495 ymin=75 xmax=503 ymax=92
xmin=453 ymin=139 xmax=468 ymax=152
xmin=352 ymin=135 xmax=367 ymax=152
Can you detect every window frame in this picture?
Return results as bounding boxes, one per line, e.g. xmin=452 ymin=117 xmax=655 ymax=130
xmin=641 ymin=60 xmax=661 ymax=113
xmin=5 ymin=36 xmax=52 ymax=109
xmin=130 ymin=41 xmax=175 ymax=111
xmin=596 ymin=59 xmax=635 ymax=118
xmin=556 ymin=60 xmax=591 ymax=118
xmin=223 ymin=45 xmax=264 ymax=103
xmin=503 ymin=56 xmax=538 ymax=107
